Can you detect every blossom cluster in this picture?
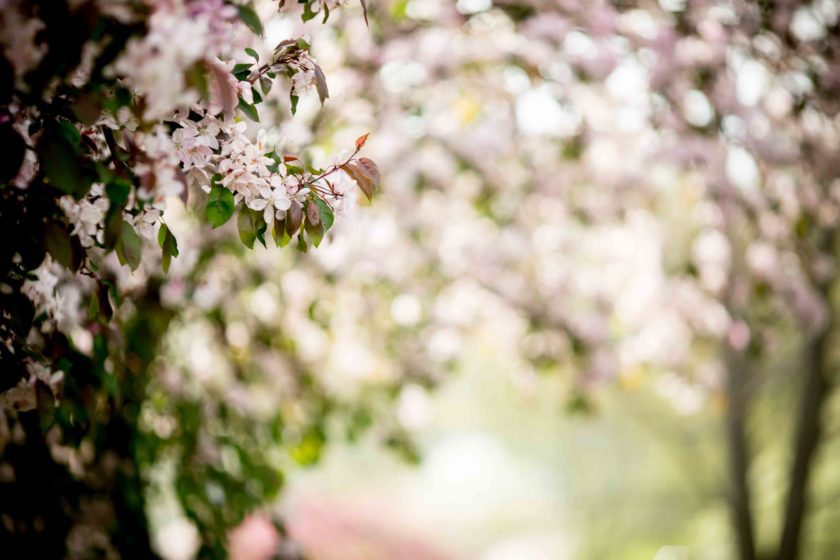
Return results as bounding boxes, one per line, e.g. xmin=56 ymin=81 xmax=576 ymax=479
xmin=113 ymin=0 xmax=238 ymax=120
xmin=2 ymin=0 xmax=378 ymax=345
xmin=0 ymin=0 xmax=378 ymax=436
xmin=1 ymin=0 xmax=382 ymax=555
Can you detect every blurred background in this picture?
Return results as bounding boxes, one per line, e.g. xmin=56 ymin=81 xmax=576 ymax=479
xmin=139 ymin=0 xmax=840 ymax=560
xmin=140 ymin=0 xmax=840 ymax=559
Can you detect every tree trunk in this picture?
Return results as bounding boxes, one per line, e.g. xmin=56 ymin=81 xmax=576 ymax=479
xmin=776 ymin=324 xmax=832 ymax=560
xmin=725 ymin=344 xmax=757 ymax=560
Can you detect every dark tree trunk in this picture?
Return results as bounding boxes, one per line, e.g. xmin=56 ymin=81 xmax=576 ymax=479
xmin=776 ymin=324 xmax=832 ymax=560
xmin=725 ymin=344 xmax=757 ymax=560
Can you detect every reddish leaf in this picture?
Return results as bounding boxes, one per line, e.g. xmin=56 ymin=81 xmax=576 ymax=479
xmin=285 ymin=201 xmax=303 ymax=236
xmin=341 ymin=157 xmax=380 ymax=201
xmin=340 ymin=163 xmax=366 ymax=198
xmin=306 ymin=200 xmax=321 ymax=226
xmin=356 ymin=157 xmax=380 ymax=188
xmin=355 ymin=133 xmax=369 ymax=151
xmin=206 ymin=58 xmax=237 ymax=118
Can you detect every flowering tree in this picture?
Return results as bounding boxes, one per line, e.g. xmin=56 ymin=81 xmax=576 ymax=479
xmin=272 ymin=0 xmax=837 ymax=558
xmin=0 ymin=0 xmax=381 ymax=557
xmin=2 ymin=0 xmax=839 ymax=559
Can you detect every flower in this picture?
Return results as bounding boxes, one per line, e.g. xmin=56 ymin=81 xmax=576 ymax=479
xmin=60 ymin=184 xmax=109 ymax=248
xmin=113 ymin=4 xmax=216 ymax=119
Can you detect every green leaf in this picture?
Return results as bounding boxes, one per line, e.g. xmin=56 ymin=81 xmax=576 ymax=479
xmin=259 ymin=76 xmax=273 ymax=96
xmin=237 ymin=5 xmax=263 ymax=36
xmin=106 ymin=178 xmax=131 ymax=207
xmin=157 ymin=224 xmax=179 ymax=275
xmin=233 ymin=62 xmax=253 ymax=81
xmin=44 ymin=223 xmax=72 ymax=265
xmin=315 ymin=198 xmax=334 ymax=233
xmin=238 ymin=96 xmax=260 ymax=122
xmin=161 ymin=234 xmax=173 ymax=274
xmin=206 ymin=183 xmax=235 ymax=227
xmin=245 ymin=47 xmax=259 ymax=62
xmin=266 ymin=151 xmax=281 ymax=173
xmin=35 ymin=380 xmax=56 ymax=432
xmin=304 ymin=201 xmax=324 ymax=247
xmin=39 ymin=126 xmax=94 ymax=199
xmin=104 ymin=207 xmax=122 ymax=250
xmin=101 ymin=87 xmax=133 ymax=113
xmin=237 ymin=206 xmax=265 ymax=249
xmin=157 ymin=223 xmax=168 ymax=248
xmin=187 ymin=62 xmax=209 ymax=99
xmin=301 ymin=1 xmax=318 ymax=22
xmin=44 ymin=222 xmax=81 ymax=271
xmin=251 ymin=86 xmax=263 ymax=105
xmin=296 ymin=232 xmax=308 ymax=253
xmin=273 ymin=218 xmax=291 ymax=247
xmin=71 ymin=90 xmax=103 ymax=125
xmin=256 ymin=220 xmax=267 ymax=247
xmin=116 ymin=221 xmax=142 ymax=271
xmin=305 ymin=222 xmax=324 ymax=247
xmin=57 ymin=119 xmax=81 ymax=146
xmin=284 ymin=163 xmax=304 ymax=175
xmin=290 ymin=94 xmax=299 ymax=115
xmin=88 ymin=287 xmax=101 ymax=322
